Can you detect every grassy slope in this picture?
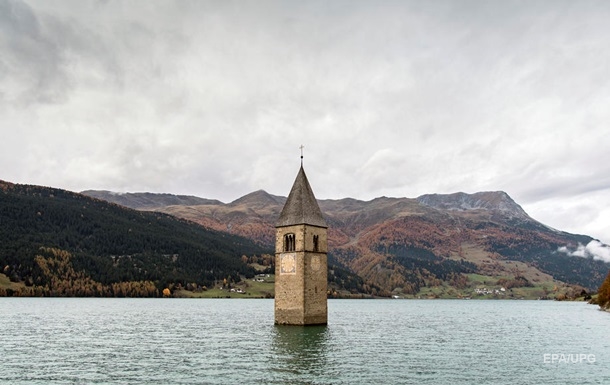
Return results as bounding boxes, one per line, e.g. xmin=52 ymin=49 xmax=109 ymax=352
xmin=0 ymin=273 xmax=24 ymax=292
xmin=176 ymin=274 xmax=275 ymax=298
xmin=406 ymin=273 xmax=578 ymax=300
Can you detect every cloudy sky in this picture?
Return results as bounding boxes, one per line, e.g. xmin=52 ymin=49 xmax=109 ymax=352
xmin=2 ymin=0 xmax=610 ymax=243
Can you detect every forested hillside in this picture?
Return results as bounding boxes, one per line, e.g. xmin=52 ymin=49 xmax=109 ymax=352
xmin=0 ymin=180 xmax=269 ymax=296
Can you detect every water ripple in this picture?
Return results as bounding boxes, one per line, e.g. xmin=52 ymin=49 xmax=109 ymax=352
xmin=1 ymin=298 xmax=609 ymax=384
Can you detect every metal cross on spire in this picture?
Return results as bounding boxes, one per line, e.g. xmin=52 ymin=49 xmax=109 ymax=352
xmin=299 ymin=144 xmax=304 ymax=165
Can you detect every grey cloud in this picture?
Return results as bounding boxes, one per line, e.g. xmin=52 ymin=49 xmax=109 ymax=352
xmin=0 ymin=0 xmax=123 ymax=105
xmin=1 ymin=0 xmax=67 ymax=103
xmin=2 ymin=0 xmax=610 ymax=243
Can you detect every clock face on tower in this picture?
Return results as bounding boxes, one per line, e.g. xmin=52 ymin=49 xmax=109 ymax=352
xmin=280 ymin=253 xmax=296 ymax=274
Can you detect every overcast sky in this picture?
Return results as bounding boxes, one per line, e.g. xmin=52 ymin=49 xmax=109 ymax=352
xmin=2 ymin=0 xmax=610 ymax=244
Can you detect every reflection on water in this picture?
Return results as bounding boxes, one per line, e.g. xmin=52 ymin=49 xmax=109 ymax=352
xmin=271 ymin=325 xmax=330 ymax=382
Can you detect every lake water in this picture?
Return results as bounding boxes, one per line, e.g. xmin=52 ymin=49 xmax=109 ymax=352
xmin=1 ymin=298 xmax=609 ymax=384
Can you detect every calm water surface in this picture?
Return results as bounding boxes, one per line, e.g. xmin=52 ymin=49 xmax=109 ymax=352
xmin=1 ymin=298 xmax=609 ymax=384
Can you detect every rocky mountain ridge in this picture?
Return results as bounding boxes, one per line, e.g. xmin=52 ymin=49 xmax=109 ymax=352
xmin=417 ymin=191 xmax=530 ymax=219
xmin=81 ymin=190 xmax=222 ymax=209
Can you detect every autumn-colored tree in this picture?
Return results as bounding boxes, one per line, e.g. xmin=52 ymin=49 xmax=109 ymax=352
xmin=598 ymin=271 xmax=610 ymax=309
xmin=162 ymin=288 xmax=171 ymax=297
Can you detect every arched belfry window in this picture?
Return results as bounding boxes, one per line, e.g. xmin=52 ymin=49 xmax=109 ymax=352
xmin=313 ymin=235 xmax=319 ymax=252
xmin=284 ymin=233 xmax=295 ymax=252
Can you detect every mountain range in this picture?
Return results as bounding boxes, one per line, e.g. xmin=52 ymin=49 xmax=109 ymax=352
xmin=0 ymin=180 xmax=372 ymax=297
xmin=83 ymin=188 xmax=610 ymax=295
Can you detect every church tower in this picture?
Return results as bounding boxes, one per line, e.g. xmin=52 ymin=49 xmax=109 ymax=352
xmin=275 ymin=162 xmax=328 ymax=325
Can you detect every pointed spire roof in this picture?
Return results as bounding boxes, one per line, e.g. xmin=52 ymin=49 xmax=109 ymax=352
xmin=276 ymin=166 xmax=327 ymax=228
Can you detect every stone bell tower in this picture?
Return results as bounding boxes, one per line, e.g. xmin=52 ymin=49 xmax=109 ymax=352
xmin=274 ymin=158 xmax=328 ymax=325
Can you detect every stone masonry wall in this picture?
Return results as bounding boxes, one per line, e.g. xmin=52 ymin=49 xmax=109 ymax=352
xmin=275 ymin=224 xmax=327 ymax=325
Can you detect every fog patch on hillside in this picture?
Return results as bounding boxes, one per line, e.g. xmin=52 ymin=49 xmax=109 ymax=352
xmin=558 ymin=240 xmax=610 ymax=263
